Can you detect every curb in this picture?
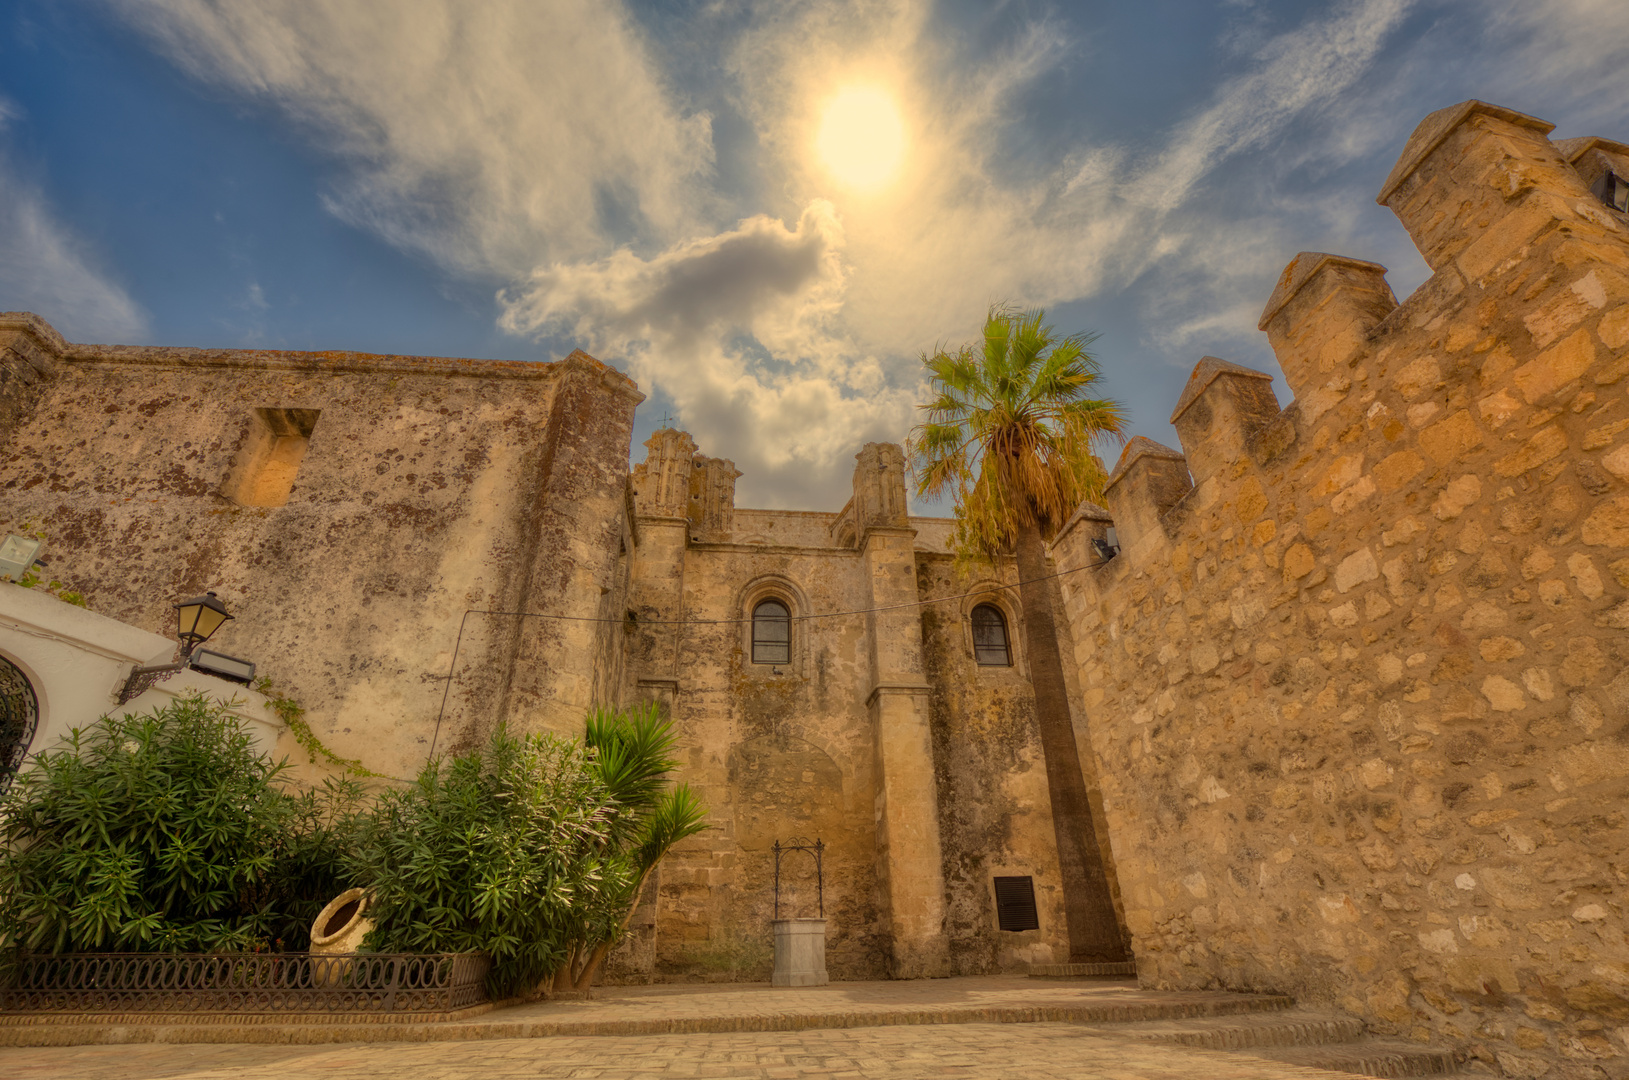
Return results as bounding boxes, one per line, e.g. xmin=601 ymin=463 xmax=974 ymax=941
xmin=0 ymin=994 xmax=1295 ymax=1047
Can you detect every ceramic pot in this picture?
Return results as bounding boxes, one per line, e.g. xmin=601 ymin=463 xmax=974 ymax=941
xmin=309 ymin=888 xmax=374 ymax=987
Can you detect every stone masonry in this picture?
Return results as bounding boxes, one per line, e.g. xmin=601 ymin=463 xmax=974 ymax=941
xmin=615 ymin=430 xmax=1105 ymax=982
xmin=1050 ymin=101 xmax=1629 ymax=1079
xmin=0 ymin=312 xmax=643 ymax=781
xmin=9 ymin=90 xmax=1629 ymax=1080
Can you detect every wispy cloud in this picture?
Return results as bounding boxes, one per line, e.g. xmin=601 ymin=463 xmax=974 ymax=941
xmin=0 ymin=101 xmax=148 ymax=342
xmin=115 ymin=0 xmax=715 ymax=277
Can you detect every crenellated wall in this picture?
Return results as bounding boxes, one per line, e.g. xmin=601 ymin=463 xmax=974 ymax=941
xmin=1052 ymin=100 xmax=1629 ymax=1076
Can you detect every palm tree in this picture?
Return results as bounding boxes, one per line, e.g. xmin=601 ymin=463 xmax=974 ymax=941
xmin=552 ymin=702 xmax=709 ymax=992
xmin=908 ymin=305 xmax=1130 ymax=963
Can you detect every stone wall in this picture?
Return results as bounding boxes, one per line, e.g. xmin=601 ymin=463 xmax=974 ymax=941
xmin=1051 ymin=101 xmax=1629 ymax=1078
xmin=0 ymin=313 xmax=642 ymax=781
xmin=614 ymin=430 xmax=1086 ymax=981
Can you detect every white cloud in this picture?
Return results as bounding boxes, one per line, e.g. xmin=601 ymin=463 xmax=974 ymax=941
xmin=114 ymin=0 xmax=716 ymax=277
xmin=0 ymin=103 xmax=148 ymax=342
xmin=500 ymin=201 xmax=914 ymax=504
xmin=1489 ymin=0 xmax=1629 ymax=109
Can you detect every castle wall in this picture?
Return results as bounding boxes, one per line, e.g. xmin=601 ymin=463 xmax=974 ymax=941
xmin=0 ymin=314 xmax=641 ymax=781
xmin=1052 ymin=101 xmax=1629 ymax=1076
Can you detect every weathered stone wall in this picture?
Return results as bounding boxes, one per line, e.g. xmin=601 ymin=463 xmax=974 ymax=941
xmin=918 ymin=552 xmax=1083 ymax=974
xmin=1052 ymin=101 xmax=1629 ymax=1078
xmin=615 ymin=431 xmax=1082 ymax=981
xmin=0 ymin=313 xmax=642 ymax=782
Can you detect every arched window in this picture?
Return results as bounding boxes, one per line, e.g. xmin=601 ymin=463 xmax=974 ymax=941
xmin=0 ymin=656 xmax=39 ymax=795
xmin=752 ymin=599 xmax=791 ymax=665
xmin=971 ymin=604 xmax=1011 ymax=666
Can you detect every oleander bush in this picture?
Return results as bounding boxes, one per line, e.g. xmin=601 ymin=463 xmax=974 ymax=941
xmin=351 ymin=703 xmax=707 ymax=997
xmin=0 ymin=694 xmax=704 ymax=997
xmin=0 ymin=695 xmax=364 ymax=956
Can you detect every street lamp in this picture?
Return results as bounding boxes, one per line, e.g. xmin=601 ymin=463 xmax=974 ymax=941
xmin=117 ymin=591 xmax=240 ymax=704
xmin=175 ymin=592 xmax=233 ymax=659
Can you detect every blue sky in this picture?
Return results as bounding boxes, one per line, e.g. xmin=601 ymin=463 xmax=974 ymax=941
xmin=3 ymin=0 xmax=1628 ymax=510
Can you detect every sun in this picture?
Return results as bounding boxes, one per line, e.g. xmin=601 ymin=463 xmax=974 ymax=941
xmin=816 ymin=86 xmax=906 ymax=191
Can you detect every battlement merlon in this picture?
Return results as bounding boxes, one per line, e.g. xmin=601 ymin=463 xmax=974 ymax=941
xmin=1169 ymin=356 xmax=1280 ymax=487
xmin=1100 ymin=436 xmax=1191 ymax=563
xmin=1375 ymin=100 xmax=1621 ymax=284
xmin=1257 ymin=253 xmax=1397 ymax=401
xmin=1556 ymin=136 xmax=1629 ymax=200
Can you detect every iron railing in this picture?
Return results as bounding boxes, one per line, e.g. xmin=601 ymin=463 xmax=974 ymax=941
xmin=0 ymin=952 xmax=490 ymax=1014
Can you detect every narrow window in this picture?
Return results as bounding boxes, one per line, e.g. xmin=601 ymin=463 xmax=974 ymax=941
xmin=994 ymin=876 xmax=1040 ymax=932
xmin=752 ymin=599 xmax=791 ymax=665
xmin=221 ymin=408 xmax=321 ymax=508
xmin=971 ymin=604 xmax=1011 ymax=666
xmin=1593 ymin=170 xmax=1629 ymax=214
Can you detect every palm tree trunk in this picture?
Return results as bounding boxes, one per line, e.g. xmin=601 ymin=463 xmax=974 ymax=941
xmin=1013 ymin=522 xmax=1128 ymax=963
xmin=571 ymin=867 xmax=655 ymax=991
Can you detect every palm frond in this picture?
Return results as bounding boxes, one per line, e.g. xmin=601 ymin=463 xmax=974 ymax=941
xmin=906 ymin=304 xmax=1128 ymax=559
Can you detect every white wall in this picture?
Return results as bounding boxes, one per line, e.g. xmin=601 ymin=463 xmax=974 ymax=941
xmin=0 ymin=584 xmax=280 ymax=773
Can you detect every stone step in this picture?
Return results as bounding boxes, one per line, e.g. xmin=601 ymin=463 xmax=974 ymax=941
xmin=1078 ymin=1009 xmax=1368 ymax=1050
xmin=1251 ymin=1041 xmax=1459 ymax=1078
xmin=1028 ymin=961 xmax=1139 ymax=977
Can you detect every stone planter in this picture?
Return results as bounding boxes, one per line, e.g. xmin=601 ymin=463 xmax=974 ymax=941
xmin=771 ymin=918 xmax=828 ymax=987
xmin=310 ymin=888 xmax=374 ymax=987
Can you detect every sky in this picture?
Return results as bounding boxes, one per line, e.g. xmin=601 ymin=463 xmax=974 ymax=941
xmin=3 ymin=0 xmax=1629 ymax=512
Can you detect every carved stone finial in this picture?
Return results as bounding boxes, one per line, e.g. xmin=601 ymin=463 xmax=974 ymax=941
xmin=852 ymin=443 xmax=910 ymax=533
xmin=689 ymin=454 xmax=740 ymax=542
xmin=632 ymin=428 xmax=697 ymax=518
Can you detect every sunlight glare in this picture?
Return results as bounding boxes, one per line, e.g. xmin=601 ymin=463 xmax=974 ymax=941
xmin=816 ymin=86 xmax=906 ymax=191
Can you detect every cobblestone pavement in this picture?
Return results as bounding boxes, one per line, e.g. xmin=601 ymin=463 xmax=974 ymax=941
xmin=428 ymin=975 xmax=1287 ymax=1034
xmin=0 ymin=1022 xmax=1354 ymax=1079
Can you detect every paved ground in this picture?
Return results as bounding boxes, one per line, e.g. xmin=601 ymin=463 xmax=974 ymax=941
xmin=0 ymin=977 xmax=1357 ymax=1078
xmin=0 ymin=1022 xmax=1354 ymax=1079
xmin=0 ymin=976 xmax=1295 ymax=1045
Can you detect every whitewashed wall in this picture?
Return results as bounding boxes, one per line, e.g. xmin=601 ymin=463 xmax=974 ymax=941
xmin=0 ymin=584 xmax=280 ymax=772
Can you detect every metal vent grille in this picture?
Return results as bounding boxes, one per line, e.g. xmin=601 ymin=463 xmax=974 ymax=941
xmin=993 ymin=876 xmax=1040 ymax=932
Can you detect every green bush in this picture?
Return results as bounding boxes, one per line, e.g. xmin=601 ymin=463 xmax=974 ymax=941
xmin=349 ymin=726 xmax=614 ymax=996
xmin=0 ymin=695 xmax=361 ymax=955
xmin=0 ymin=693 xmax=703 ymax=995
xmin=553 ymin=704 xmax=707 ymax=991
xmin=353 ymin=705 xmax=707 ymax=997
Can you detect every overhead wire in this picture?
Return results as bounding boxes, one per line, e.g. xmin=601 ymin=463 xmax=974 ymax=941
xmin=426 ymin=557 xmax=1109 ymax=759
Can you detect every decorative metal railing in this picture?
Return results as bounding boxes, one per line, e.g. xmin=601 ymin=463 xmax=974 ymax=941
xmin=0 ymin=952 xmax=491 ymax=1014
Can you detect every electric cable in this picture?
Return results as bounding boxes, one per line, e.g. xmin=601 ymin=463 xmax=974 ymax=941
xmin=427 ymin=558 xmax=1106 ymax=759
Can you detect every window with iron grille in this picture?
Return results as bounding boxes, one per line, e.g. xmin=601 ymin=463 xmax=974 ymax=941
xmin=994 ymin=876 xmax=1039 ymax=932
xmin=971 ymin=604 xmax=1011 ymax=666
xmin=0 ymin=655 xmax=39 ymax=796
xmin=752 ymin=599 xmax=791 ymax=665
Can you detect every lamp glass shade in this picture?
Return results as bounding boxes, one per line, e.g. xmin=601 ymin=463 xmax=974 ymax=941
xmin=176 ymin=592 xmax=232 ymax=645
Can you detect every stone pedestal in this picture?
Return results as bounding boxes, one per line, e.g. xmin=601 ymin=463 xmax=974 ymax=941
xmin=771 ymin=918 xmax=829 ymax=987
